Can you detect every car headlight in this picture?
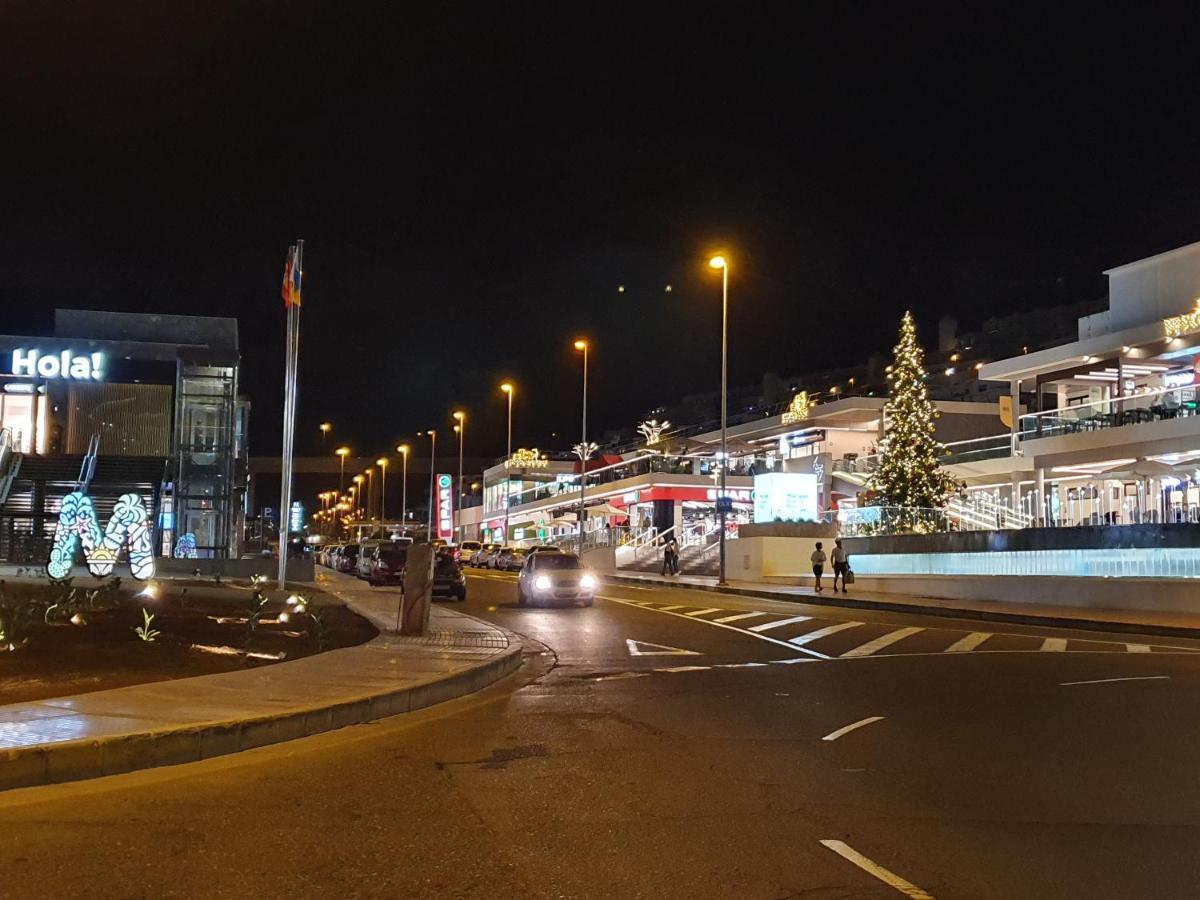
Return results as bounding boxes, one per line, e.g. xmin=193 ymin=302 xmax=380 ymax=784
xmin=534 ymin=575 xmax=552 ymax=591
xmin=579 ymin=573 xmax=597 ymax=590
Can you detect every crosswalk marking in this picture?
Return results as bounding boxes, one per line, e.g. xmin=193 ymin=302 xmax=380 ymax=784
xmin=1040 ymin=638 xmax=1068 ymax=652
xmin=1126 ymin=644 xmax=1151 ymax=653
xmin=713 ymin=612 xmax=765 ymax=624
xmin=684 ymin=607 xmax=722 ymax=617
xmin=790 ymin=621 xmax=862 ymax=646
xmin=841 ymin=626 xmax=925 ymax=658
xmin=945 ymin=631 xmax=992 ymax=653
xmin=658 ymin=605 xmax=685 ymax=611
xmin=748 ymin=615 xmax=812 ymax=632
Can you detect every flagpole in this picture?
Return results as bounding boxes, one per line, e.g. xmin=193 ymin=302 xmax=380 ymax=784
xmin=277 ymin=240 xmax=303 ymax=590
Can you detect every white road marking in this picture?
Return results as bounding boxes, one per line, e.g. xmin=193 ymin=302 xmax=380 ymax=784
xmin=1040 ymin=638 xmax=1068 ymax=652
xmin=748 ymin=615 xmax=812 ymax=632
xmin=595 ymin=672 xmax=651 ymax=681
xmin=790 ymin=621 xmax=863 ymax=646
xmin=1126 ymin=644 xmax=1152 ymax=653
xmin=626 ymin=639 xmax=702 ymax=657
xmin=655 ymin=665 xmax=711 ymax=673
xmin=770 ymin=658 xmax=812 ymax=664
xmin=820 ymin=839 xmax=934 ymax=899
xmin=715 ymin=662 xmax=769 ymax=668
xmin=602 ymin=597 xmax=829 ymax=659
xmin=944 ymin=631 xmax=992 ymax=653
xmin=658 ymin=605 xmax=685 ymax=611
xmin=842 ymin=627 xmax=924 ymax=658
xmin=713 ymin=612 xmax=765 ymax=624
xmin=684 ymin=607 xmax=722 ymax=617
xmin=822 ymin=716 xmax=886 ymax=742
xmin=1060 ymin=675 xmax=1170 ymax=686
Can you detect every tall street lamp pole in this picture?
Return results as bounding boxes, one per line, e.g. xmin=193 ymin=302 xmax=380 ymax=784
xmin=336 ymin=446 xmax=350 ymax=495
xmin=425 ymin=430 xmax=438 ymax=542
xmin=376 ymin=458 xmax=389 ymax=527
xmin=573 ymin=340 xmax=589 ymax=541
xmin=320 ymin=422 xmax=332 ymax=450
xmin=453 ymin=410 xmax=466 ymax=542
xmin=396 ymin=444 xmax=410 ymax=535
xmin=365 ymin=468 xmax=375 ymax=522
xmin=500 ymin=382 xmax=514 ymax=545
xmin=709 ymin=255 xmax=730 ymax=587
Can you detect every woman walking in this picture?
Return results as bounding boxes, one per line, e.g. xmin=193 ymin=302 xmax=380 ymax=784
xmin=811 ymin=541 xmax=827 ymax=593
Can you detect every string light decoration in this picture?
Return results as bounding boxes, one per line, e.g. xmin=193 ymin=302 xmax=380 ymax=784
xmin=47 ymin=492 xmax=156 ymax=581
xmin=868 ymin=312 xmax=956 ymax=523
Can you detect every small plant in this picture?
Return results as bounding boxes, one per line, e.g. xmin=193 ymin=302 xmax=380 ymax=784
xmin=134 ymin=609 xmax=160 ymax=643
xmin=244 ymin=576 xmax=272 ymax=648
xmin=286 ymin=593 xmax=329 ymax=652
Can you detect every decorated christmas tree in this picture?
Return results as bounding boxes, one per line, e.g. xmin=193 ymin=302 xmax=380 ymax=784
xmin=869 ymin=311 xmax=956 ymax=515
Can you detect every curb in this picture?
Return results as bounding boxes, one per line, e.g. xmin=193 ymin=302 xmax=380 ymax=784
xmin=603 ymin=574 xmax=1200 ymax=641
xmin=0 ymin=639 xmax=523 ymax=793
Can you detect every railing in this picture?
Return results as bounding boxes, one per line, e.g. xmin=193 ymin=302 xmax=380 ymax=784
xmin=1019 ymin=383 xmax=1200 ymax=440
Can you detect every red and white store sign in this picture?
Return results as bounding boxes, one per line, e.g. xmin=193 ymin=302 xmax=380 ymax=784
xmin=436 ymin=473 xmax=454 ymax=540
xmin=613 ymin=487 xmax=752 ymax=506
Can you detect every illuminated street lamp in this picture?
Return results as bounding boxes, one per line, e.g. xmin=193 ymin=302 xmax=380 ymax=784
xmin=336 ymin=446 xmax=351 ymax=495
xmin=500 ymin=382 xmax=514 ymax=544
xmin=320 ymin=422 xmax=332 ymax=449
xmin=376 ymin=458 xmax=389 ymax=525
xmin=573 ymin=340 xmax=590 ymax=541
xmin=365 ymin=467 xmax=376 ymax=520
xmin=396 ymin=444 xmax=410 ymax=534
xmin=425 ymin=430 xmax=438 ymax=542
xmin=353 ymin=475 xmax=364 ymax=518
xmin=452 ymin=411 xmax=466 ymax=542
xmin=708 ymin=254 xmax=730 ymax=586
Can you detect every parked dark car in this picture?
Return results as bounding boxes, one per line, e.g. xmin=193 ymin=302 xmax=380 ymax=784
xmin=367 ymin=546 xmax=408 ymax=586
xmin=432 ymin=549 xmax=467 ymax=601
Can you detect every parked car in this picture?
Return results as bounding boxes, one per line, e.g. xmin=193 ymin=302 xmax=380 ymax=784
xmin=367 ymin=545 xmax=408 ymax=586
xmin=432 ymin=548 xmax=467 ymax=601
xmin=517 ymin=551 xmax=596 ymax=607
xmin=495 ymin=547 xmax=528 ymax=571
xmin=526 ymin=544 xmax=561 ymax=555
xmin=471 ymin=543 xmax=501 ymax=567
xmin=336 ymin=543 xmax=361 ymax=574
xmin=480 ymin=545 xmax=506 ymax=568
xmin=357 ymin=540 xmax=390 ymax=579
xmin=459 ymin=540 xmax=482 ymax=562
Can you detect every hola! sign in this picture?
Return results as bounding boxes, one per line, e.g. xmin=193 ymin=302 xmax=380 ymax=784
xmin=11 ymin=348 xmax=106 ymax=381
xmin=504 ymin=448 xmax=548 ymax=469
xmin=436 ymin=473 xmax=454 ymax=541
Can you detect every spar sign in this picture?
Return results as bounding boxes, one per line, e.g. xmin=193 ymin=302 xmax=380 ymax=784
xmin=436 ymin=473 xmax=454 ymax=541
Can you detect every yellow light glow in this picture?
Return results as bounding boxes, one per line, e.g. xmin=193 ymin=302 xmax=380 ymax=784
xmin=376 ymin=458 xmax=388 ymax=468
xmin=453 ymin=410 xmax=465 ymax=421
xmin=709 ymin=255 xmax=727 ymax=269
xmin=396 ymin=444 xmax=410 ymax=455
xmin=426 ymin=429 xmax=436 ymax=436
xmin=319 ymin=423 xmax=332 ymax=434
xmin=573 ymin=339 xmax=587 ymax=351
xmin=335 ymin=446 xmax=350 ymax=457
xmin=453 ymin=425 xmax=460 ymax=434
xmin=500 ymin=382 xmax=513 ymax=394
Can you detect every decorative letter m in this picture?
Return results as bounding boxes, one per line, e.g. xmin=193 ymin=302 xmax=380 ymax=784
xmin=47 ymin=492 xmax=156 ymax=581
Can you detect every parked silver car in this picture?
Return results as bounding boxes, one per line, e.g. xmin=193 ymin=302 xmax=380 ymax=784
xmin=517 ymin=551 xmax=596 ymax=607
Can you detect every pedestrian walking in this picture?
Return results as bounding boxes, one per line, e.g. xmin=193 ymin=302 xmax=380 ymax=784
xmin=668 ymin=536 xmax=680 ymax=575
xmin=662 ymin=537 xmax=678 ymax=576
xmin=831 ymin=537 xmax=849 ymax=593
xmin=811 ymin=541 xmax=827 ymax=593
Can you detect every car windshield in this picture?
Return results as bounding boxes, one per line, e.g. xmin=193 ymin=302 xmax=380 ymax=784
xmin=534 ymin=554 xmax=582 ymax=570
xmin=378 ymin=551 xmax=406 ymax=565
xmin=462 ymin=542 xmax=481 ymax=551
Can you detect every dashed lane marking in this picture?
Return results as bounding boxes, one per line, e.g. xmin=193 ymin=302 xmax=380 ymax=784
xmin=658 ymin=605 xmax=685 ymax=611
xmin=748 ymin=615 xmax=813 ymax=632
xmin=1040 ymin=638 xmax=1068 ymax=652
xmin=684 ymin=607 xmax=722 ymax=617
xmin=1060 ymin=675 xmax=1170 ymax=686
xmin=790 ymin=621 xmax=863 ymax=647
xmin=822 ymin=716 xmax=886 ymax=742
xmin=712 ymin=612 xmax=765 ymax=624
xmin=820 ymin=839 xmax=934 ymax=899
xmin=1126 ymin=644 xmax=1151 ymax=653
xmin=841 ymin=626 xmax=925 ymax=658
xmin=944 ymin=631 xmax=992 ymax=653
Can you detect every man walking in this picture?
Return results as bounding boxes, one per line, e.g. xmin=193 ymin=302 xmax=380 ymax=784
xmin=811 ymin=541 xmax=827 ymax=593
xmin=830 ymin=537 xmax=849 ymax=593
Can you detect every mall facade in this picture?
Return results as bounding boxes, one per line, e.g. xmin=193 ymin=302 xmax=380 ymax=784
xmin=0 ymin=310 xmax=248 ymax=563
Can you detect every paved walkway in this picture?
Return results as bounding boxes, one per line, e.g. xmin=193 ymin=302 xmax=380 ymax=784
xmin=608 ymin=571 xmax=1200 ymax=636
xmin=0 ymin=570 xmax=521 ymax=790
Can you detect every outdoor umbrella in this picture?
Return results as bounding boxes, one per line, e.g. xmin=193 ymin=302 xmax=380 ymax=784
xmin=584 ymin=502 xmax=625 ymax=517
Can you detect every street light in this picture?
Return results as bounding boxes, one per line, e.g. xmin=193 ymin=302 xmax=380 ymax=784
xmin=396 ymin=444 xmax=410 ymax=536
xmin=425 ymin=430 xmax=437 ymax=542
xmin=335 ymin=446 xmax=351 ymax=495
xmin=320 ymin=422 xmax=332 ymax=449
xmin=353 ymin=475 xmax=364 ymax=519
xmin=500 ymin=382 xmax=514 ymax=545
xmin=452 ymin=410 xmax=466 ymax=543
xmin=709 ymin=254 xmax=730 ymax=586
xmin=573 ymin=340 xmax=590 ymax=542
xmin=365 ymin=467 xmax=376 ymax=521
xmin=376 ymin=458 xmax=389 ymax=526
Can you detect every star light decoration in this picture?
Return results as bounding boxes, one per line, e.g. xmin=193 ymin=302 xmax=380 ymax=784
xmin=868 ymin=311 xmax=956 ymax=521
xmin=1163 ymin=298 xmax=1200 ymax=338
xmin=572 ymin=441 xmax=598 ymax=461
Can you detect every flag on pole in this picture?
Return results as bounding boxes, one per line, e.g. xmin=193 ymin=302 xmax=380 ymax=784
xmin=289 ymin=245 xmax=302 ymax=307
xmin=281 ymin=244 xmax=302 ymax=307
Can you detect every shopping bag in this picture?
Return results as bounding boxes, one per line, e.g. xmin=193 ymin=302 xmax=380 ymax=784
xmin=844 ymin=568 xmax=855 ymax=585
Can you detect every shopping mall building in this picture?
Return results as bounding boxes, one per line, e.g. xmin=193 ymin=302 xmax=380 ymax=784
xmin=0 ymin=310 xmax=248 ymax=563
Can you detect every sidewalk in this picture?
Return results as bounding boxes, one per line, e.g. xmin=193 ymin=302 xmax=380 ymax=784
xmin=0 ymin=571 xmax=522 ymax=791
xmin=606 ymin=572 xmax=1200 ymax=638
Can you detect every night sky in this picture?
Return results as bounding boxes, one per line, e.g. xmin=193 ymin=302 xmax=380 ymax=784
xmin=4 ymin=4 xmax=1200 ymax=462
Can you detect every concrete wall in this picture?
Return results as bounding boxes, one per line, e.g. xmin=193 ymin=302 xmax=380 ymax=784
xmin=729 ymin=535 xmax=835 ymax=580
xmin=1106 ymin=241 xmax=1200 ymax=332
xmin=157 ymin=557 xmax=315 ymax=582
xmin=582 ymin=546 xmax=616 ymax=572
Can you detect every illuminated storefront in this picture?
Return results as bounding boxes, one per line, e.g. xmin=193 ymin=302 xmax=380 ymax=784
xmin=0 ymin=310 xmax=248 ymax=562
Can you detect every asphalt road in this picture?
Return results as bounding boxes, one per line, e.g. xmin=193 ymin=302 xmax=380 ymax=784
xmin=2 ymin=571 xmax=1200 ymax=899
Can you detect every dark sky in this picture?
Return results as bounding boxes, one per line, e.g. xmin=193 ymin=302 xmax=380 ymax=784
xmin=4 ymin=3 xmax=1200 ymax=462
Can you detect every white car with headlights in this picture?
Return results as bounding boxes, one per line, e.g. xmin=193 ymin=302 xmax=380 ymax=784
xmin=517 ymin=551 xmax=597 ymax=607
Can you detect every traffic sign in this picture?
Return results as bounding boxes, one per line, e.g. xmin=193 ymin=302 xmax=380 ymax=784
xmin=716 ymin=496 xmax=734 ymax=514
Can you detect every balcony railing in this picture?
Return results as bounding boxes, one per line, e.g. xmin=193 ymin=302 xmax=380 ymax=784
xmin=1019 ymin=383 xmax=1200 ymax=440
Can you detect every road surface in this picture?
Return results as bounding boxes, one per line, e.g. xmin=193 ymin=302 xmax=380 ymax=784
xmin=1 ymin=570 xmax=1198 ymax=898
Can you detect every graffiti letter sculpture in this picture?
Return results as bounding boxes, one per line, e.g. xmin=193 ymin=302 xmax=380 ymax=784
xmin=47 ymin=492 xmax=156 ymax=581
xmin=173 ymin=532 xmax=198 ymax=559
